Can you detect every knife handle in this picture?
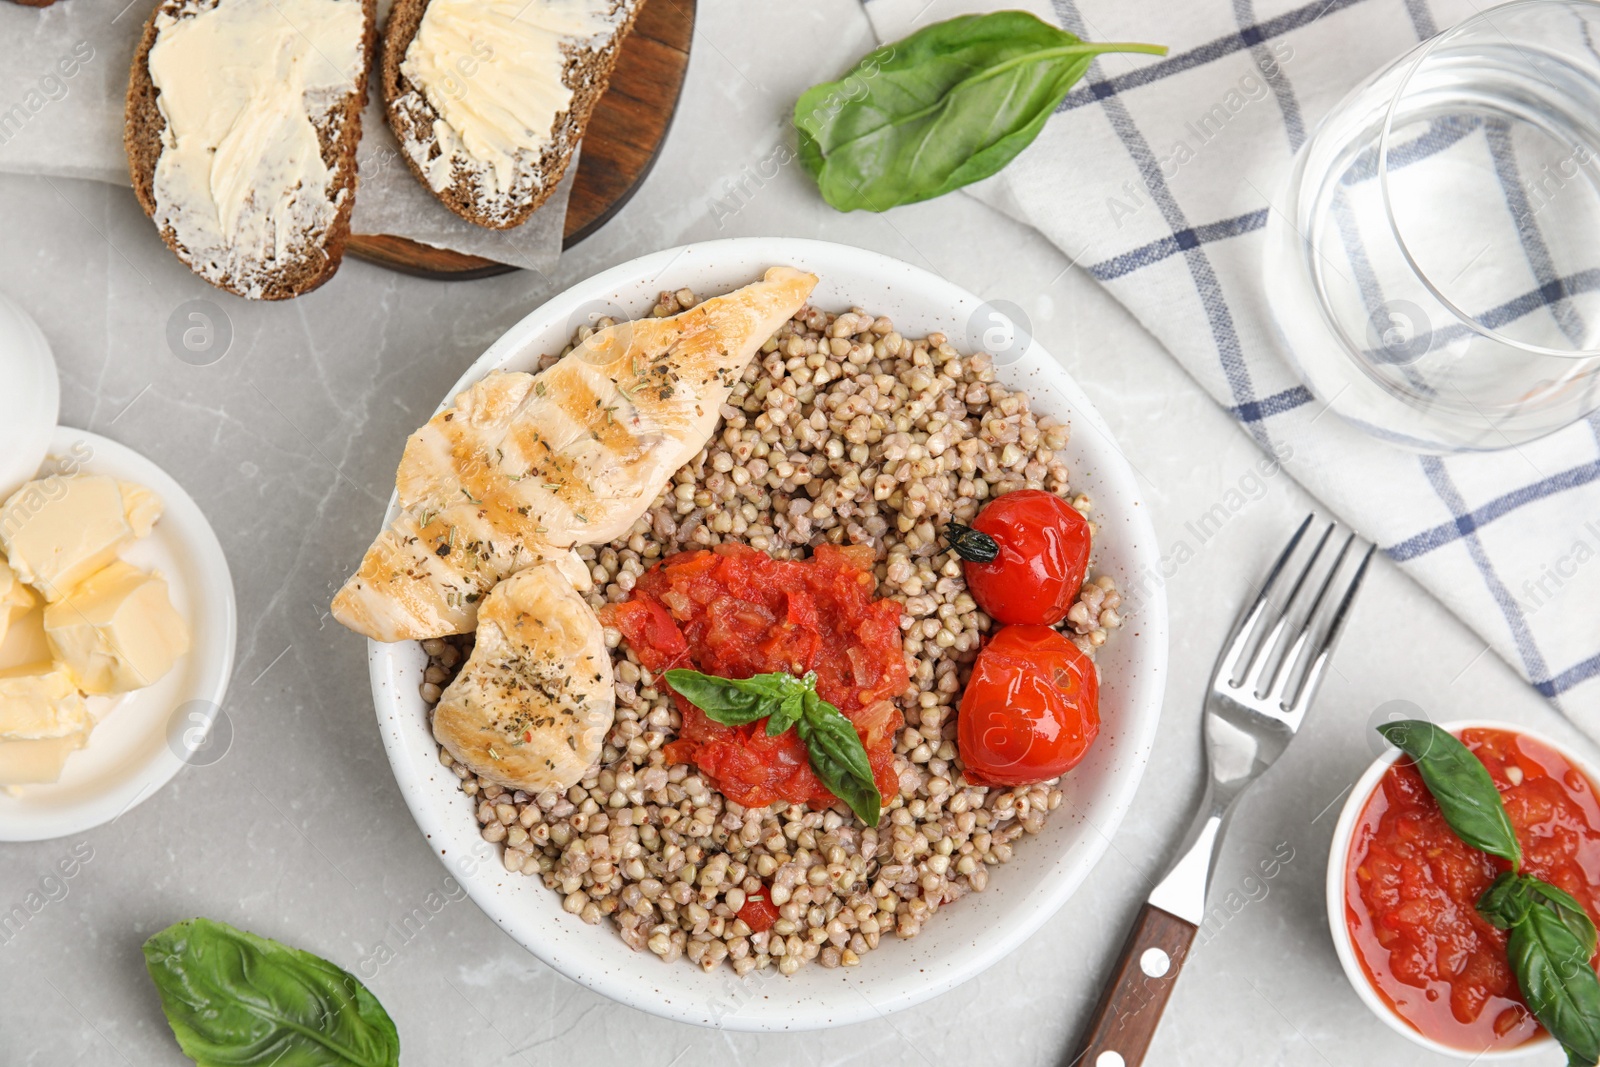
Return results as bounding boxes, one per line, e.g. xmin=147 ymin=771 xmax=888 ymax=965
xmin=1066 ymin=902 xmax=1198 ymax=1067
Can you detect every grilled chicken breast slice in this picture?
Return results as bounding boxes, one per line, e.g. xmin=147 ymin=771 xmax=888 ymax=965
xmin=332 ymin=265 xmax=817 ymax=642
xmin=333 ymin=511 xmax=591 ymax=645
xmin=432 ymin=561 xmax=613 ymax=792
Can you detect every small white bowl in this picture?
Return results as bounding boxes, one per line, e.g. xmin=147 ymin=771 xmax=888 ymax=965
xmin=364 ymin=238 xmax=1169 ymax=1030
xmin=1326 ymin=718 xmax=1600 ymax=1060
xmin=0 ymin=290 xmax=59 ymax=502
xmin=0 ymin=428 xmax=237 ymax=841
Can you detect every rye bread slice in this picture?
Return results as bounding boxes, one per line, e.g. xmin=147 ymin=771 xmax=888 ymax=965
xmin=381 ymin=0 xmax=642 ymax=230
xmin=124 ymin=0 xmax=375 ymax=300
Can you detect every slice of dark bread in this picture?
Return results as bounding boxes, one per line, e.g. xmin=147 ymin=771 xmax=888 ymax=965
xmin=380 ymin=0 xmax=642 ymax=230
xmin=124 ymin=0 xmax=375 ymax=300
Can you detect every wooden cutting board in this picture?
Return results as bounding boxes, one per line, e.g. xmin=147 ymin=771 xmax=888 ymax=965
xmin=346 ymin=0 xmax=696 ymax=280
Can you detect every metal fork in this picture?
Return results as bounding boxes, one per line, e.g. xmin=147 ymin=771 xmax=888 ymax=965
xmin=1067 ymin=516 xmax=1376 ymax=1067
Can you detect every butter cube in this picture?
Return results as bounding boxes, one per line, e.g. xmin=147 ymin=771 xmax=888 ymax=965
xmin=44 ymin=561 xmax=190 ymax=696
xmin=0 ymin=661 xmax=89 ymax=739
xmin=0 ymin=476 xmax=163 ymax=600
xmin=0 ymin=555 xmax=33 ymax=647
xmin=0 ymin=731 xmax=87 ymax=786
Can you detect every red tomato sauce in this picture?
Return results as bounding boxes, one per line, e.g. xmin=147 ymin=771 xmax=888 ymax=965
xmin=600 ymin=543 xmax=909 ymax=812
xmin=1346 ymin=727 xmax=1600 ymax=1052
xmin=737 ymin=891 xmax=780 ymax=933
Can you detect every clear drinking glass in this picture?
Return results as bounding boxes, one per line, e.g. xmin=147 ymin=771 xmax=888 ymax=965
xmin=1265 ymin=0 xmax=1600 ymax=452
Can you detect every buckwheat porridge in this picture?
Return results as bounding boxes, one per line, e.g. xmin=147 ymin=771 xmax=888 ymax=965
xmin=409 ymin=287 xmax=1123 ymax=977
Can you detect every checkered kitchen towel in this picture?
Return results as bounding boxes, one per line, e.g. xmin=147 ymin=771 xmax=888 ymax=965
xmin=863 ymin=0 xmax=1600 ymax=731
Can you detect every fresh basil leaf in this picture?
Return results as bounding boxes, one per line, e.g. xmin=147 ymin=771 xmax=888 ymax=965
xmin=798 ymin=691 xmax=881 ymax=826
xmin=1378 ymin=720 xmax=1523 ymax=870
xmin=665 ymin=668 xmax=787 ymax=726
xmin=1529 ymin=879 xmax=1600 ymax=961
xmin=1506 ymin=895 xmax=1600 ymax=1067
xmin=1478 ymin=871 xmax=1534 ymax=930
xmin=143 ymin=917 xmax=399 ymax=1067
xmin=796 ymin=124 xmax=825 ymax=182
xmin=793 ymin=12 xmax=1165 ymax=212
xmin=1478 ymin=874 xmax=1598 ymax=970
xmin=767 ymin=689 xmax=806 ymax=737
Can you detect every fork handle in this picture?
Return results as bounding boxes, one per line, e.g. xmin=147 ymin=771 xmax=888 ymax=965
xmin=1066 ymin=902 xmax=1198 ymax=1067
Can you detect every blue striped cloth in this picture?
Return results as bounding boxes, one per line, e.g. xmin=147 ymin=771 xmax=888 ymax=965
xmin=862 ymin=0 xmax=1600 ymax=728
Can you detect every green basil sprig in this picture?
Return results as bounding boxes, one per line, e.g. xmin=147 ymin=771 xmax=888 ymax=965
xmin=794 ymin=11 xmax=1166 ymax=212
xmin=144 ymin=917 xmax=400 ymax=1067
xmin=1480 ymin=872 xmax=1600 ymax=959
xmin=666 ymin=668 xmax=882 ymax=826
xmin=1514 ymin=903 xmax=1600 ymax=1067
xmin=664 ymin=669 xmax=808 ymax=736
xmin=1478 ymin=873 xmax=1600 ymax=1067
xmin=1377 ymin=719 xmax=1522 ymax=868
xmin=1379 ymin=721 xmax=1600 ymax=1065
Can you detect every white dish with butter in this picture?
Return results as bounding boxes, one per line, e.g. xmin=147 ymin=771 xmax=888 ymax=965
xmin=0 ymin=428 xmax=236 ymax=842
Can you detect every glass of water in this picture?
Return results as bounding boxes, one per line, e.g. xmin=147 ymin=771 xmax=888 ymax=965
xmin=1265 ymin=0 xmax=1600 ymax=452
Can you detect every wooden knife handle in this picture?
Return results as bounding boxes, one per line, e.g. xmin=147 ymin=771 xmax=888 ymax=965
xmin=1066 ymin=902 xmax=1198 ymax=1067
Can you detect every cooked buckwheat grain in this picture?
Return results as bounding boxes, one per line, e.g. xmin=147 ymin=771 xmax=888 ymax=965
xmin=421 ymin=290 xmax=1121 ymax=975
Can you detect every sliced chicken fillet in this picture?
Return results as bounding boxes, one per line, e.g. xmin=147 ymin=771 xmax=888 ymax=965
xmin=333 ymin=507 xmax=590 ymax=642
xmin=332 ymin=265 xmax=818 ymax=642
xmin=431 ymin=562 xmax=614 ymax=792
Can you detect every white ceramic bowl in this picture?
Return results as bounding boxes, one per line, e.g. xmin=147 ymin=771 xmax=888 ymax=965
xmin=0 ymin=428 xmax=237 ymax=841
xmin=366 ymin=238 xmax=1168 ymax=1030
xmin=1326 ymin=719 xmax=1600 ymax=1060
xmin=0 ymin=290 xmax=59 ymax=502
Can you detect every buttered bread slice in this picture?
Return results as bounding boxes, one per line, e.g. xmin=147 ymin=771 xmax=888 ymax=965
xmin=381 ymin=0 xmax=643 ymax=229
xmin=124 ymin=0 xmax=375 ymax=299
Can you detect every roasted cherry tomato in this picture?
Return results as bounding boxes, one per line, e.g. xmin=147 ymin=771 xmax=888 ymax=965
xmin=947 ymin=489 xmax=1090 ymax=626
xmin=958 ymin=625 xmax=1099 ymax=787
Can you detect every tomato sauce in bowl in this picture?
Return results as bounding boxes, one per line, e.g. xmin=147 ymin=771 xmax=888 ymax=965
xmin=1344 ymin=726 xmax=1600 ymax=1054
xmin=600 ymin=542 xmax=909 ymax=812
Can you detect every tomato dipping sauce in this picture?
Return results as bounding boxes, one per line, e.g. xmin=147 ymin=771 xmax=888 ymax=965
xmin=600 ymin=543 xmax=908 ymax=812
xmin=1345 ymin=727 xmax=1600 ymax=1052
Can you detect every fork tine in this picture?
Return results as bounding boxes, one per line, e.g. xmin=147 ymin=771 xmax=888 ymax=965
xmin=1265 ymin=531 xmax=1355 ymax=706
xmin=1213 ymin=514 xmax=1314 ymax=686
xmin=1285 ymin=542 xmax=1377 ymax=713
xmin=1241 ymin=522 xmax=1335 ymax=696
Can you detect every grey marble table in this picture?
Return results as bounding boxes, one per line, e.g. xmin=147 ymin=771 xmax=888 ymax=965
xmin=0 ymin=2 xmax=1586 ymax=1064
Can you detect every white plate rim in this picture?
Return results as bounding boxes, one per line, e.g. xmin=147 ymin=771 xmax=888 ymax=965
xmin=0 ymin=427 xmax=237 ymax=842
xmin=364 ymin=237 xmax=1169 ymax=1030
